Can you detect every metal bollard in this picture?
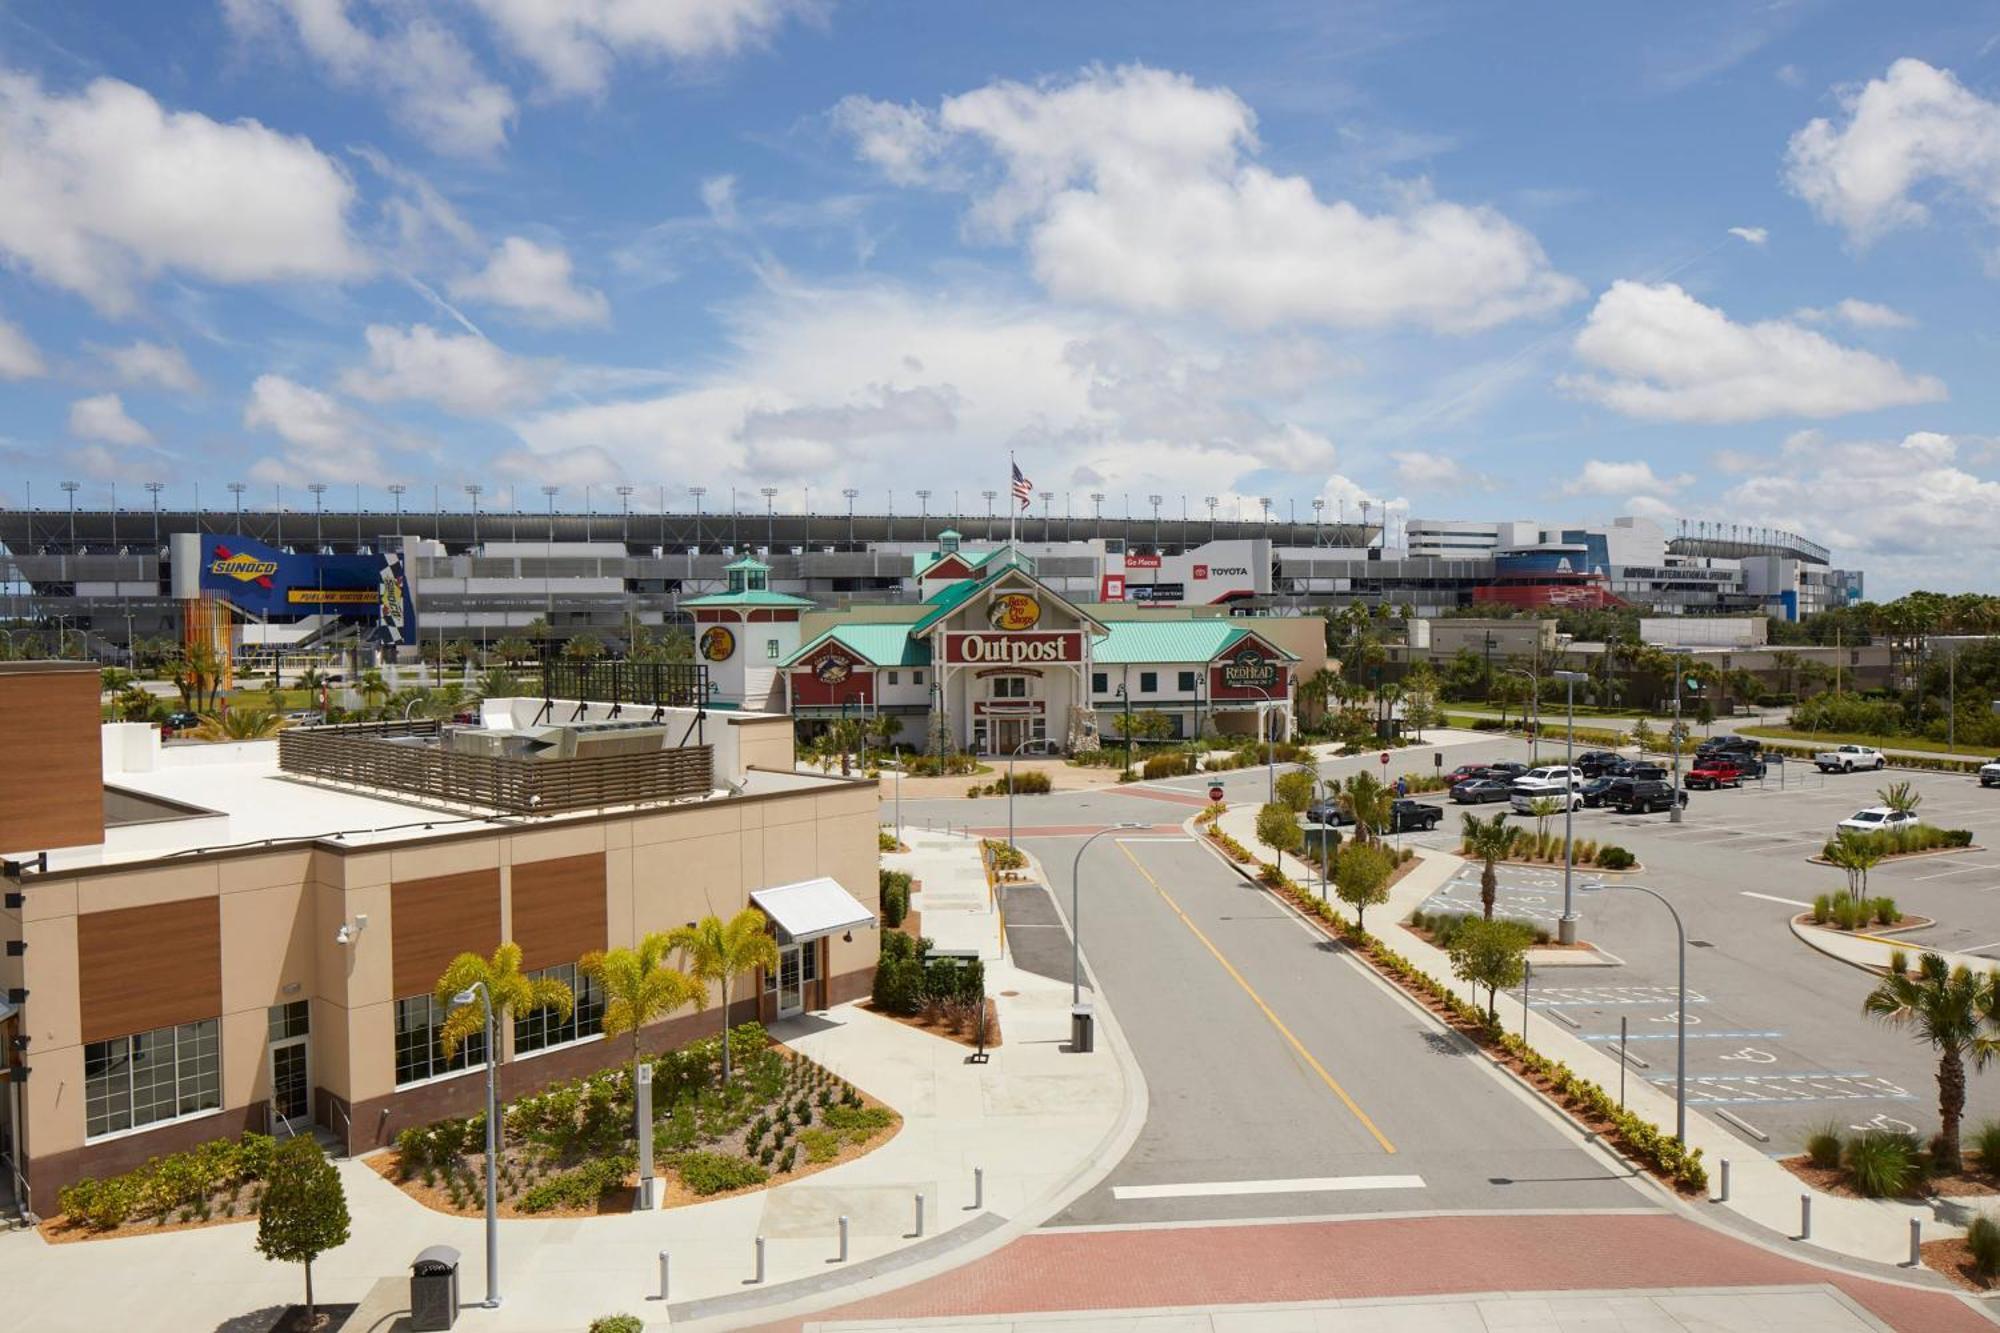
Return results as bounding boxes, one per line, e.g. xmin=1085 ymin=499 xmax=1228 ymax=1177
xmin=1799 ymin=1193 xmax=1811 ymax=1240
xmin=754 ymin=1234 xmax=766 ymax=1284
xmin=838 ymin=1214 xmax=849 ymax=1263
xmin=1717 ymin=1158 xmax=1730 ymax=1203
xmin=1910 ymin=1217 xmax=1922 ymax=1267
xmin=657 ymin=1250 xmax=670 ymax=1301
xmin=914 ymin=1192 xmax=926 ymax=1237
xmin=973 ymin=1166 xmax=984 ymax=1210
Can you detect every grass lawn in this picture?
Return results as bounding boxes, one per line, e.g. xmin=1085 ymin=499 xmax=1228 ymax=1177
xmin=1738 ymin=725 xmax=1990 ymax=758
xmin=1444 ymin=703 xmax=1663 ymax=721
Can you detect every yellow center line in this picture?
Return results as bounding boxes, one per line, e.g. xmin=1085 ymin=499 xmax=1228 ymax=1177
xmin=1115 ymin=839 xmax=1397 ymax=1154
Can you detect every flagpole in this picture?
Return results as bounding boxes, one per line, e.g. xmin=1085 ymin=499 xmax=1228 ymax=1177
xmin=1008 ymin=450 xmax=1017 ymax=559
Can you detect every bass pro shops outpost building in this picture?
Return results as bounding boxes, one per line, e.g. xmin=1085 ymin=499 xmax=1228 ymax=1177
xmin=0 ymin=662 xmax=880 ymax=1212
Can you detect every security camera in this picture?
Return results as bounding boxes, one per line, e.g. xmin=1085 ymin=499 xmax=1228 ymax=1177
xmin=334 ymin=913 xmax=369 ymax=947
xmin=335 ymin=924 xmax=353 ymax=945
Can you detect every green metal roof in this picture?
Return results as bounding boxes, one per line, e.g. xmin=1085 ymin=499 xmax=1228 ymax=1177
xmin=723 ymin=554 xmax=770 ymax=571
xmin=785 ymin=624 xmax=931 ymax=668
xmin=1089 ymin=620 xmax=1298 ymax=665
xmin=682 ymin=588 xmax=815 ymax=608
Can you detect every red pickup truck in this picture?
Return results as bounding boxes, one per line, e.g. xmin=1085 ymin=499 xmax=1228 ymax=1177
xmin=1684 ymin=759 xmax=1749 ymax=789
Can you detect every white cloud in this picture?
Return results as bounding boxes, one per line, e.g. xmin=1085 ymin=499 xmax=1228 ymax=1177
xmin=1390 ymin=452 xmax=1493 ymax=492
xmin=1785 ymin=58 xmax=2000 ymax=247
xmin=1723 ymin=431 xmax=2000 ymax=590
xmin=836 ymin=65 xmax=1582 ymax=333
xmin=1560 ymin=280 xmax=1946 ymax=422
xmin=701 ymin=175 xmax=740 ymax=227
xmin=1792 ymin=297 xmax=1916 ymax=330
xmin=223 ymin=0 xmax=515 ymax=156
xmin=68 ymin=393 xmax=153 ymax=446
xmin=0 ymin=71 xmax=366 ymax=313
xmin=1560 ymin=459 xmax=1691 ymax=498
xmin=339 ymin=324 xmax=548 ymax=415
xmin=508 ymin=279 xmax=1344 ymax=497
xmin=97 ymin=340 xmax=199 ymax=392
xmin=0 ymin=312 xmax=45 ymax=379
xmin=1727 ymin=225 xmax=1768 ymax=245
xmin=451 ymin=236 xmax=609 ymax=326
xmin=467 ymin=0 xmax=817 ymax=98
xmin=243 ymin=373 xmax=383 ymax=483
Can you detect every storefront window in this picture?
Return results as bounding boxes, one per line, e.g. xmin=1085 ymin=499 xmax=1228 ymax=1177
xmin=1178 ymin=671 xmax=1197 ymax=691
xmin=1091 ymin=671 xmax=1108 ymax=694
xmin=514 ymin=964 xmax=606 ymax=1054
xmin=394 ymin=995 xmax=487 ymax=1085
xmin=85 ymin=1018 xmax=221 ymax=1139
xmin=1139 ymin=671 xmax=1158 ymax=693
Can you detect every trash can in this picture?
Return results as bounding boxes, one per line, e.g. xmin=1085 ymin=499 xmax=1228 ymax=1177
xmin=1070 ymin=1003 xmax=1094 ymax=1054
xmin=409 ymin=1244 xmax=462 ymax=1331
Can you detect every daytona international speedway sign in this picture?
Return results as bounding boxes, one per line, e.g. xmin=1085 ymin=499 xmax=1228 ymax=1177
xmin=940 ymin=631 xmax=1084 ymax=665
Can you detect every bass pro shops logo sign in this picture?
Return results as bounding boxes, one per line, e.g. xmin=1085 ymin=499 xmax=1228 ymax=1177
xmin=985 ymin=592 xmax=1042 ymax=631
xmin=698 ymin=626 xmax=735 ymax=662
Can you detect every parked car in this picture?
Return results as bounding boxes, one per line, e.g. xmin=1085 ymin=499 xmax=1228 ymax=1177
xmin=1304 ymin=800 xmax=1353 ymax=826
xmin=1837 ymin=807 xmax=1920 ymax=835
xmin=1579 ymin=775 xmax=1619 ymax=807
xmin=1484 ymin=760 xmax=1528 ymax=779
xmin=1574 ymin=750 xmax=1622 ymax=776
xmin=1684 ymin=757 xmax=1764 ymax=789
xmin=1696 ymin=735 xmax=1762 ymax=759
xmin=1450 ymin=778 xmax=1512 ymax=804
xmin=1614 ymin=780 xmax=1689 ymax=814
xmin=1445 ymin=763 xmax=1488 ymax=786
xmin=1982 ymin=758 xmax=2000 ymax=789
xmin=1387 ymin=799 xmax=1445 ymax=832
xmin=1509 ymin=765 xmax=1583 ymax=814
xmin=162 ymin=710 xmax=200 ymax=734
xmin=1816 ymin=744 xmax=1886 ymax=773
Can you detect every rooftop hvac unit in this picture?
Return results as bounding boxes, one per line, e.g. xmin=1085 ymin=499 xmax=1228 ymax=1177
xmin=564 ymin=722 xmax=672 ymax=759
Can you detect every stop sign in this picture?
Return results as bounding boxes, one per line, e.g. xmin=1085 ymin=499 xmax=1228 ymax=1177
xmin=1208 ymin=784 xmax=1224 ymax=802
xmin=1379 ymin=752 xmax=1390 ymax=766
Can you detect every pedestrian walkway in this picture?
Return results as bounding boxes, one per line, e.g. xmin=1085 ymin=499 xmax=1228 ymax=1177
xmin=760 ymin=1213 xmax=1996 ymax=1333
xmin=0 ymin=832 xmax=1141 ymax=1333
xmin=1205 ymin=800 xmax=1967 ymax=1269
xmin=803 ymin=1285 xmax=1895 ymax=1332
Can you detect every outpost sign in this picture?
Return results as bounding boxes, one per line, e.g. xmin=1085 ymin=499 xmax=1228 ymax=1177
xmin=940 ymin=631 xmax=1085 ymax=665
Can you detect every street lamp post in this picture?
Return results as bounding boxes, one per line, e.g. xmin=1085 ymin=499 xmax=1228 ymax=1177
xmin=1242 ymin=684 xmax=1281 ymax=804
xmin=1555 ymin=669 xmax=1589 ymax=946
xmin=1069 ymin=823 xmax=1148 ymax=1007
xmin=450 ymin=981 xmax=501 ymax=1307
xmin=1504 ymin=663 xmax=1541 ymax=763
xmin=1582 ymin=880 xmax=1687 ymax=1143
xmin=1006 ymin=737 xmax=1051 ymax=852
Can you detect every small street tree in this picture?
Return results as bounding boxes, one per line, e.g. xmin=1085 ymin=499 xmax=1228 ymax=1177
xmin=256 ymin=1135 xmax=351 ymax=1331
xmin=1864 ymin=952 xmax=1993 ymax=1173
xmin=1274 ymin=768 xmax=1317 ymax=814
xmin=1823 ymin=829 xmax=1885 ymax=901
xmin=1459 ymin=812 xmax=1520 ymax=920
xmin=1448 ymin=916 xmax=1533 ymax=1024
xmin=1255 ymin=801 xmax=1304 ymax=859
xmin=669 ymin=909 xmax=779 ymax=1083
xmin=580 ymin=932 xmax=708 ymax=1068
xmin=1629 ymin=718 xmax=1656 ymax=755
xmin=1334 ymin=839 xmax=1395 ymax=931
xmin=1526 ymin=795 xmax=1563 ymax=849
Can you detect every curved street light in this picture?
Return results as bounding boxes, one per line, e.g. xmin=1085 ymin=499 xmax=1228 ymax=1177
xmin=1069 ymin=823 xmax=1149 ymax=1008
xmin=449 ymin=981 xmax=501 ymax=1307
xmin=1581 ymin=880 xmax=1686 ymax=1144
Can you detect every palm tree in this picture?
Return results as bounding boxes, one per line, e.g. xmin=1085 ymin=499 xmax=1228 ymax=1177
xmin=187 ymin=709 xmax=288 ymax=741
xmin=1526 ymin=795 xmax=1563 ymax=849
xmin=866 ymin=712 xmax=901 ymax=762
xmin=493 ymin=636 xmax=533 ymax=667
xmin=433 ymin=942 xmax=575 ymax=1063
xmin=1863 ymin=952 xmax=1995 ymax=1173
xmin=357 ymin=669 xmax=390 ymax=710
xmin=579 ymin=933 xmax=708 ymax=1068
xmin=1824 ymin=829 xmax=1885 ymax=901
xmin=1460 ymin=812 xmax=1520 ymax=921
xmin=669 ymin=909 xmax=779 ymax=1084
xmin=1339 ymin=771 xmax=1394 ymax=841
xmin=1877 ymin=780 xmax=1922 ymax=816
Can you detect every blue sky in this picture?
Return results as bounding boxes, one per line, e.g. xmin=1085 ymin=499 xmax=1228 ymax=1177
xmin=2 ymin=2 xmax=1998 ymax=593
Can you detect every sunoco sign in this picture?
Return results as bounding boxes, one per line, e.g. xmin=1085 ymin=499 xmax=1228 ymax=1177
xmin=942 ymin=632 xmax=1083 ymax=665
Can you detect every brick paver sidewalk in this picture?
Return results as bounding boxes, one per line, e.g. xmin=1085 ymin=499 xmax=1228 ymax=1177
xmin=750 ymin=1213 xmax=1995 ymax=1333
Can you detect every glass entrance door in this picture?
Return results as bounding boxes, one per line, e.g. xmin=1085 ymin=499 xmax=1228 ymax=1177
xmin=777 ymin=945 xmax=805 ymax=1018
xmin=270 ymin=1041 xmax=309 ymax=1126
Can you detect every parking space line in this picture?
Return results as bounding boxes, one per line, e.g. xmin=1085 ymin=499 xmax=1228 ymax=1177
xmin=1579 ymin=1030 xmax=1782 ymax=1043
xmin=1741 ymin=892 xmax=1812 ymax=908
xmin=1115 ymin=839 xmax=1398 ymax=1154
xmin=1912 ymin=864 xmax=2000 ymax=881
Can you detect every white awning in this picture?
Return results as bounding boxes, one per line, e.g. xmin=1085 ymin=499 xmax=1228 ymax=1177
xmin=750 ymin=877 xmax=876 ymax=944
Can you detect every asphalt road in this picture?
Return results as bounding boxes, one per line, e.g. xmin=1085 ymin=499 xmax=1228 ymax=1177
xmin=1026 ymin=831 xmax=1647 ymax=1225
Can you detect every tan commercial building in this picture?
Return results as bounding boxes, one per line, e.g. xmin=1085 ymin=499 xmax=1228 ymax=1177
xmin=0 ymin=663 xmax=879 ymax=1213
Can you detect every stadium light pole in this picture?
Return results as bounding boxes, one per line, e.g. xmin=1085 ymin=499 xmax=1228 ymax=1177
xmin=145 ymin=481 xmax=164 ymax=550
xmin=617 ymin=484 xmax=634 ymax=544
xmin=843 ymin=488 xmax=859 ymax=545
xmin=1091 ymin=492 xmax=1105 ymax=538
xmin=688 ymin=486 xmax=705 ymax=552
xmin=1313 ymin=497 xmax=1325 ymax=547
xmin=387 ymin=484 xmax=405 ymax=540
xmin=760 ymin=487 xmax=777 ymax=551
xmin=1555 ymin=669 xmax=1589 ymax=946
xmin=1149 ymin=495 xmax=1162 ymax=550
xmin=465 ymin=484 xmax=482 ymax=547
xmin=914 ymin=490 xmax=931 ymax=543
xmin=542 ymin=486 xmax=558 ymax=626
xmin=61 ymin=480 xmax=78 ymax=551
xmin=982 ymin=489 xmax=998 ymax=539
xmin=228 ymin=481 xmax=246 ymax=529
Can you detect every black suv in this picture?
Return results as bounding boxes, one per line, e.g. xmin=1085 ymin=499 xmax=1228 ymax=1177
xmin=1574 ymin=750 xmax=1622 ymax=777
xmin=1696 ymin=735 xmax=1762 ymax=759
xmin=1614 ymin=780 xmax=1689 ymax=814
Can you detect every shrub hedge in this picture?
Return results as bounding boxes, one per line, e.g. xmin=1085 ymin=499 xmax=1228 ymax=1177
xmin=1820 ymin=825 xmax=1973 ymax=859
xmin=56 ymin=1132 xmax=278 ymax=1230
xmin=879 ymin=868 xmax=912 ymax=929
xmin=676 ymin=1151 xmax=769 ymax=1196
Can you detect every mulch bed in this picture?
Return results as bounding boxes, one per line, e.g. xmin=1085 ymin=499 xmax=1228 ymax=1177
xmin=264 ymin=1305 xmax=357 ymax=1333
xmin=1922 ymin=1236 xmax=2000 ymax=1292
xmin=39 ymin=1191 xmax=260 ymax=1244
xmin=864 ymin=996 xmax=1002 ymax=1052
xmin=1778 ymin=1152 xmax=2000 ymax=1201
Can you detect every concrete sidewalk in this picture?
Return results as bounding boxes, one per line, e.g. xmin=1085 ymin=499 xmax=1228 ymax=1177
xmin=0 ymin=831 xmax=1140 ymax=1333
xmin=804 ymin=1284 xmax=1901 ymax=1332
xmin=1206 ymin=799 xmax=1965 ymax=1269
xmin=1792 ymin=916 xmax=1996 ymax=976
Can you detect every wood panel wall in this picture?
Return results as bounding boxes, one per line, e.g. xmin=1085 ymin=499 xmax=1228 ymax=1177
xmin=77 ymin=898 xmax=222 ymax=1043
xmin=391 ymin=869 xmax=501 ymax=997
xmin=511 ymin=853 xmax=607 ymax=972
xmin=0 ymin=667 xmax=105 ymax=852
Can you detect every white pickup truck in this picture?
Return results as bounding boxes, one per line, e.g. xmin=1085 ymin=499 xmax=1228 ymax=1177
xmin=1509 ymin=765 xmax=1584 ymax=813
xmin=1815 ymin=744 xmax=1886 ymax=773
xmin=1980 ymin=758 xmax=2000 ymax=788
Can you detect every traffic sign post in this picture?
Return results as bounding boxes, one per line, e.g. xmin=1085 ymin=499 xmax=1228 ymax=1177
xmin=1379 ymin=752 xmax=1389 ymax=767
xmin=1207 ymin=784 xmax=1224 ymax=803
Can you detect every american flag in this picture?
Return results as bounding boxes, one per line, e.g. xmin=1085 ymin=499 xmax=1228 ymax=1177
xmin=1011 ymin=461 xmax=1033 ymax=510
